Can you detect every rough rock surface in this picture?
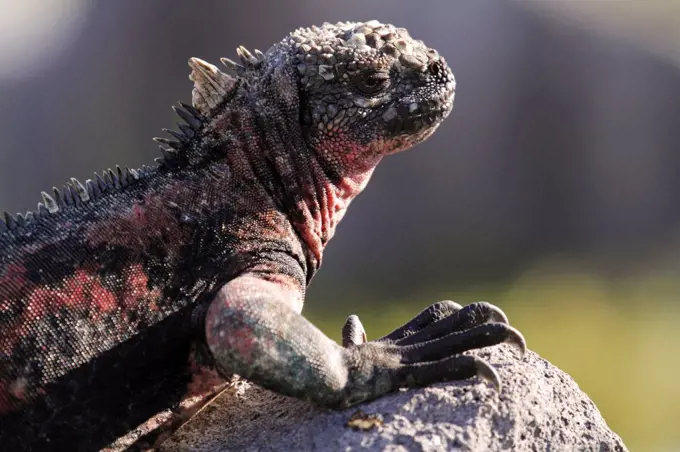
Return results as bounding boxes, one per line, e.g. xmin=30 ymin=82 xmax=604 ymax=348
xmin=161 ymin=344 xmax=627 ymax=452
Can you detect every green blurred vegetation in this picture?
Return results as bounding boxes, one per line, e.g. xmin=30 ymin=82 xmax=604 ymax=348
xmin=306 ymin=260 xmax=680 ymax=452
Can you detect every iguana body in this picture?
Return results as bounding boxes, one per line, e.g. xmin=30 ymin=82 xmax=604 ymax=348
xmin=0 ymin=21 xmax=524 ymax=451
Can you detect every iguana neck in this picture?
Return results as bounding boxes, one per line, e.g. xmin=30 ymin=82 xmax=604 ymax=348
xmin=199 ymin=76 xmax=381 ymax=279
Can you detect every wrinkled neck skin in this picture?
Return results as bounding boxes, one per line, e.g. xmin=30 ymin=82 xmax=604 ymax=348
xmin=207 ymin=67 xmax=381 ymax=280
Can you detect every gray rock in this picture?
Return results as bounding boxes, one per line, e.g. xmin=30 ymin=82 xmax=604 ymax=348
xmin=161 ymin=345 xmax=627 ymax=452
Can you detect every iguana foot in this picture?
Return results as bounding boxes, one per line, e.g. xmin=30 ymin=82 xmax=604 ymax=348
xmin=338 ymin=301 xmax=525 ymax=405
xmin=205 ymin=277 xmax=524 ymax=408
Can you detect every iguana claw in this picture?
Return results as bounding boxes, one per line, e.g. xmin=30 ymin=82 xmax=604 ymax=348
xmin=473 ymin=357 xmax=502 ymax=391
xmin=340 ymin=301 xmax=526 ymax=402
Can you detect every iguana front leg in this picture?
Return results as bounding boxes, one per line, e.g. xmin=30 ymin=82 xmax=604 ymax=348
xmin=204 ymin=275 xmax=525 ymax=408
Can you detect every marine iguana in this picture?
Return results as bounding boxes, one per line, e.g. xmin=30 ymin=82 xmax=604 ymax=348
xmin=0 ymin=20 xmax=525 ymax=451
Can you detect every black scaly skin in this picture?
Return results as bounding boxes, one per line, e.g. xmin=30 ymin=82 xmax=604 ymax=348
xmin=0 ymin=21 xmax=525 ymax=451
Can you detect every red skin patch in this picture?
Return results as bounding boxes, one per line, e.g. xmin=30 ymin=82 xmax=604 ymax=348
xmin=204 ymin=291 xmax=257 ymax=363
xmin=0 ymin=260 xmax=162 ymax=413
xmin=85 ymin=195 xmax=185 ymax=251
xmin=24 ymin=269 xmax=116 ymax=318
xmin=226 ymin=326 xmax=257 ymax=363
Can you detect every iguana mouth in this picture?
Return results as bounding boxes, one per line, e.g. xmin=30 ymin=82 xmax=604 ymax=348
xmin=385 ymin=100 xmax=453 ymax=134
xmin=381 ymin=60 xmax=455 ymax=136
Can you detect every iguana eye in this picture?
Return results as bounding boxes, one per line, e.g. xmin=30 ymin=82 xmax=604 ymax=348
xmin=352 ymin=71 xmax=390 ymax=95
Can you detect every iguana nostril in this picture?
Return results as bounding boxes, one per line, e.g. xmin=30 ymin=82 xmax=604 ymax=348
xmin=430 ymin=61 xmax=441 ymax=76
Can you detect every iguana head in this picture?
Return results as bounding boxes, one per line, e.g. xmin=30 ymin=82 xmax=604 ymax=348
xmin=189 ymin=21 xmax=454 ymax=173
xmin=287 ymin=21 xmax=455 ymax=164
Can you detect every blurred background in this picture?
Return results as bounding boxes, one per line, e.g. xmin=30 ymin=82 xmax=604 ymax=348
xmin=0 ymin=1 xmax=678 ymax=449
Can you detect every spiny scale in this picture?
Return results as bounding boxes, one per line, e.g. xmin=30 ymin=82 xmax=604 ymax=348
xmin=178 ymin=124 xmax=195 ymax=138
xmin=95 ymin=173 xmax=107 ymax=191
xmin=173 ymin=104 xmax=202 ymax=129
xmin=53 ymin=187 xmax=64 ymax=207
xmin=0 ymin=101 xmax=199 ymax=234
xmin=86 ymin=179 xmax=98 ymax=198
xmin=3 ymin=211 xmax=16 ymax=230
xmin=63 ymin=185 xmax=75 ymax=206
xmin=153 ymin=102 xmax=204 ymax=167
xmin=37 ymin=203 xmax=49 ymax=217
xmin=41 ymin=192 xmax=59 ymax=214
xmin=220 ymin=57 xmax=245 ymax=76
xmin=0 ymin=164 xmax=143 ymax=234
xmin=162 ymin=129 xmax=187 ymax=144
xmin=162 ymin=138 xmax=183 ymax=153
xmin=219 ymin=45 xmax=263 ymax=77
xmin=236 ymin=46 xmax=258 ymax=67
xmin=71 ymin=178 xmax=89 ymax=202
